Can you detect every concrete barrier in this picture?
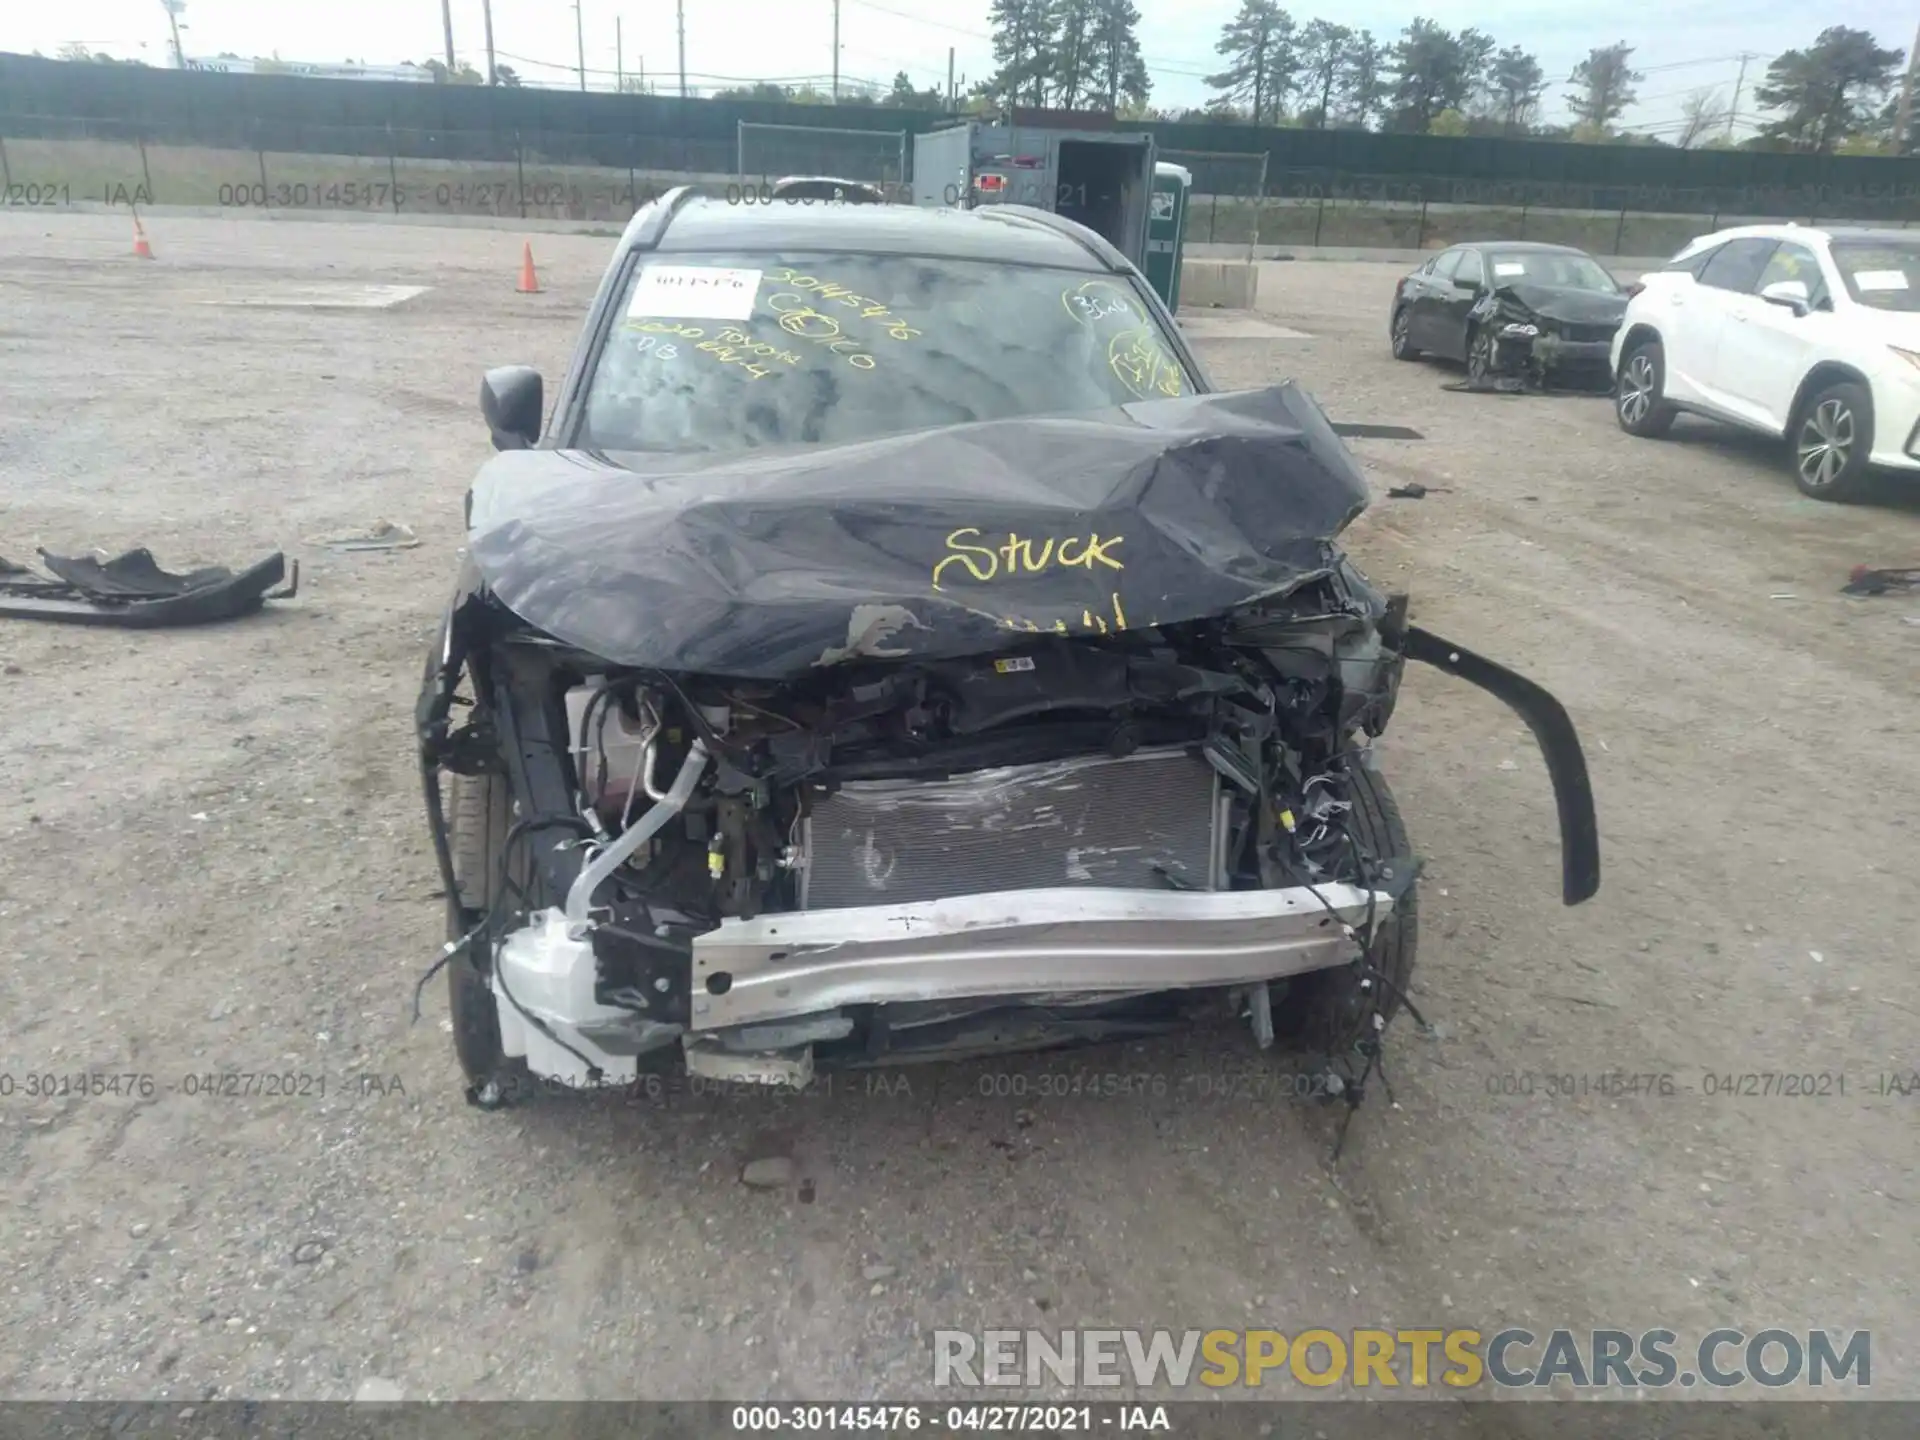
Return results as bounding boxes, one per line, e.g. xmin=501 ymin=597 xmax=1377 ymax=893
xmin=1179 ymin=260 xmax=1259 ymax=310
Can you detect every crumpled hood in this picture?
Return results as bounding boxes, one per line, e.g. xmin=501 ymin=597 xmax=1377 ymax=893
xmin=466 ymin=383 xmax=1373 ymax=679
xmin=1495 ymin=282 xmax=1628 ymax=326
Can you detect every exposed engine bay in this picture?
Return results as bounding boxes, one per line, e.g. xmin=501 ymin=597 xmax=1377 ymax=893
xmin=415 ymin=384 xmax=1600 ymax=1110
xmin=419 ymin=559 xmax=1596 ymax=1107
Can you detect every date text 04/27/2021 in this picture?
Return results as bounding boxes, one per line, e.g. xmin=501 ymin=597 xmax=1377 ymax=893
xmin=727 ymin=1405 xmax=1168 ymax=1432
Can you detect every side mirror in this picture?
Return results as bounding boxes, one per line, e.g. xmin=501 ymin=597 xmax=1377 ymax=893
xmin=480 ymin=365 xmax=544 ymax=450
xmin=1759 ymin=280 xmax=1810 ymax=317
xmin=1454 ymin=276 xmax=1481 ymax=292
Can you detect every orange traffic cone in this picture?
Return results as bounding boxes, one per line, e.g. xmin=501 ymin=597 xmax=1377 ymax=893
xmin=132 ymin=213 xmax=154 ymax=260
xmin=516 ymin=241 xmax=541 ymax=293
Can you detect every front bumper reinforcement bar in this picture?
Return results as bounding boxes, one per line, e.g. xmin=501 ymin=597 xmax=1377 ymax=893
xmin=689 ymin=883 xmax=1393 ymax=1031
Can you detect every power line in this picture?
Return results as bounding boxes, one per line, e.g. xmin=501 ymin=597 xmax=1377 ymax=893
xmin=841 ymin=45 xmax=948 ymax=83
xmin=1639 ymin=51 xmax=1768 ymax=75
xmin=494 ymin=47 xmax=880 ymax=85
xmin=842 ymin=0 xmax=988 ymax=42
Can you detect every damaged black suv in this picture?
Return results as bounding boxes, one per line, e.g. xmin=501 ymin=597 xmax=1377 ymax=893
xmin=417 ymin=190 xmax=1600 ymax=1110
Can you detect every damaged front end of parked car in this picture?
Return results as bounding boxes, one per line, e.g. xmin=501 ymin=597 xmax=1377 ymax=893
xmin=415 ymin=383 xmax=1600 ymax=1107
xmin=1466 ymin=283 xmax=1624 ymax=393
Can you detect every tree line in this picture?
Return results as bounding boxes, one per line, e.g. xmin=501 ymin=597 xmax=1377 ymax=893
xmin=45 ymin=17 xmax=1914 ymax=155
xmin=968 ymin=4 xmax=1913 ymax=156
xmin=1186 ymin=9 xmax=1652 ymax=140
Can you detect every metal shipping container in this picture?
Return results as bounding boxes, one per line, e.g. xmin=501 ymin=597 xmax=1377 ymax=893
xmin=912 ymin=121 xmax=1158 ymax=267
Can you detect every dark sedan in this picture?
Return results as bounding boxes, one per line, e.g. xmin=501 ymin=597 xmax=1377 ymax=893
xmin=1390 ymin=242 xmax=1628 ymax=388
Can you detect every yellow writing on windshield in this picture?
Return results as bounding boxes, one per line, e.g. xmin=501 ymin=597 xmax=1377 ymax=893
xmin=1061 ymin=280 xmax=1137 ymax=326
xmin=712 ymin=327 xmax=802 ymax=365
xmin=1108 ymin=326 xmax=1185 ymax=398
xmin=626 ymin=319 xmax=707 ymax=337
xmin=931 ymin=527 xmax=1126 ymax=591
xmin=693 ymin=337 xmax=777 ymax=380
xmin=623 ymin=333 xmax=682 ymax=360
xmin=766 ymin=267 xmax=923 ymax=339
xmin=767 ymin=293 xmax=879 ymax=369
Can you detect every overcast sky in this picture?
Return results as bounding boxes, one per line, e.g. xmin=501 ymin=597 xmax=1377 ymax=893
xmin=5 ymin=0 xmax=1911 ymax=134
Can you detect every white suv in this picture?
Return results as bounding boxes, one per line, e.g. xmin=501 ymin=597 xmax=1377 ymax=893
xmin=1610 ymin=225 xmax=1920 ymax=501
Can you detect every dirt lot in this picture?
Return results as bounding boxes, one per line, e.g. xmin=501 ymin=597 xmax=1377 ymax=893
xmin=1 ymin=211 xmax=1916 ymax=1416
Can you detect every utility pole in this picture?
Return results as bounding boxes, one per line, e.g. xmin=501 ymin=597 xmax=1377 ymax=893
xmin=1897 ymin=21 xmax=1920 ymax=155
xmin=1725 ymin=51 xmax=1752 ymax=144
xmin=947 ymin=47 xmax=954 ymax=110
xmin=676 ymin=0 xmax=687 ymax=98
xmin=160 ymin=0 xmax=186 ymax=68
xmin=831 ymin=0 xmax=840 ymax=101
xmin=482 ymin=0 xmax=496 ymax=83
xmin=440 ymin=0 xmax=455 ymax=68
xmin=616 ymin=15 xmax=623 ymax=91
xmin=573 ymin=2 xmax=588 ymax=91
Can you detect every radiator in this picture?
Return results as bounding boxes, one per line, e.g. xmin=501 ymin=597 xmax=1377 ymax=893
xmin=798 ymin=748 xmax=1223 ymax=910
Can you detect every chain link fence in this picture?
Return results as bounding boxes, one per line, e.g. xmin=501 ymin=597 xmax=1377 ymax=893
xmin=1159 ymin=149 xmax=1268 ymax=260
xmin=1 ymin=116 xmax=738 ymax=223
xmin=735 ymin=122 xmax=908 ymax=190
xmin=1227 ymin=170 xmax=1915 ymax=255
xmin=4 ymin=117 xmax=1914 ymax=251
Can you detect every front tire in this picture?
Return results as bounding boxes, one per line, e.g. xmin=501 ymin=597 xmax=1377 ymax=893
xmin=1792 ymin=381 xmax=1874 ymax=502
xmin=1279 ymin=764 xmax=1419 ymax=1057
xmin=1466 ymin=326 xmax=1494 ymax=387
xmin=1390 ymin=307 xmax=1420 ymax=360
xmin=446 ymin=769 xmax=525 ymax=1092
xmin=1615 ymin=338 xmax=1677 ymax=437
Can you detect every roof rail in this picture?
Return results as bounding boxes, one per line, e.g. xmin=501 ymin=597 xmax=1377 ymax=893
xmin=629 ymin=184 xmax=707 ymax=251
xmin=978 ymin=202 xmax=1131 ymax=273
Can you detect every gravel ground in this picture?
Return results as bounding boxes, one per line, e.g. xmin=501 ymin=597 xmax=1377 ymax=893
xmin=1 ymin=211 xmax=1916 ymax=1416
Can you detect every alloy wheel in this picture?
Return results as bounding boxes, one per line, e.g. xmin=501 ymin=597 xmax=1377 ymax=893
xmin=1619 ymin=353 xmax=1655 ymax=426
xmin=1468 ymin=331 xmax=1491 ymax=384
xmin=1391 ymin=310 xmax=1410 ymax=352
xmin=1796 ymin=399 xmax=1854 ymax=490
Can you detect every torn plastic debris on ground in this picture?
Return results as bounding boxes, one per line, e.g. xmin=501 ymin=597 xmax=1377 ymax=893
xmin=466 ymin=383 xmax=1375 ymax=679
xmin=0 ymin=547 xmax=297 ymax=627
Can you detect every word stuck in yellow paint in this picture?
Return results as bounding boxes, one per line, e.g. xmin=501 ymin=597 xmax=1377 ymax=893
xmin=931 ymin=528 xmax=1127 ymax=591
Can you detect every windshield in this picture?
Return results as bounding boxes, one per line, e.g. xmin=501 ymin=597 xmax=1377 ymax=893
xmin=1830 ymin=240 xmax=1920 ymax=312
xmin=580 ymin=253 xmax=1193 ymax=453
xmin=1488 ymin=251 xmax=1618 ymax=293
